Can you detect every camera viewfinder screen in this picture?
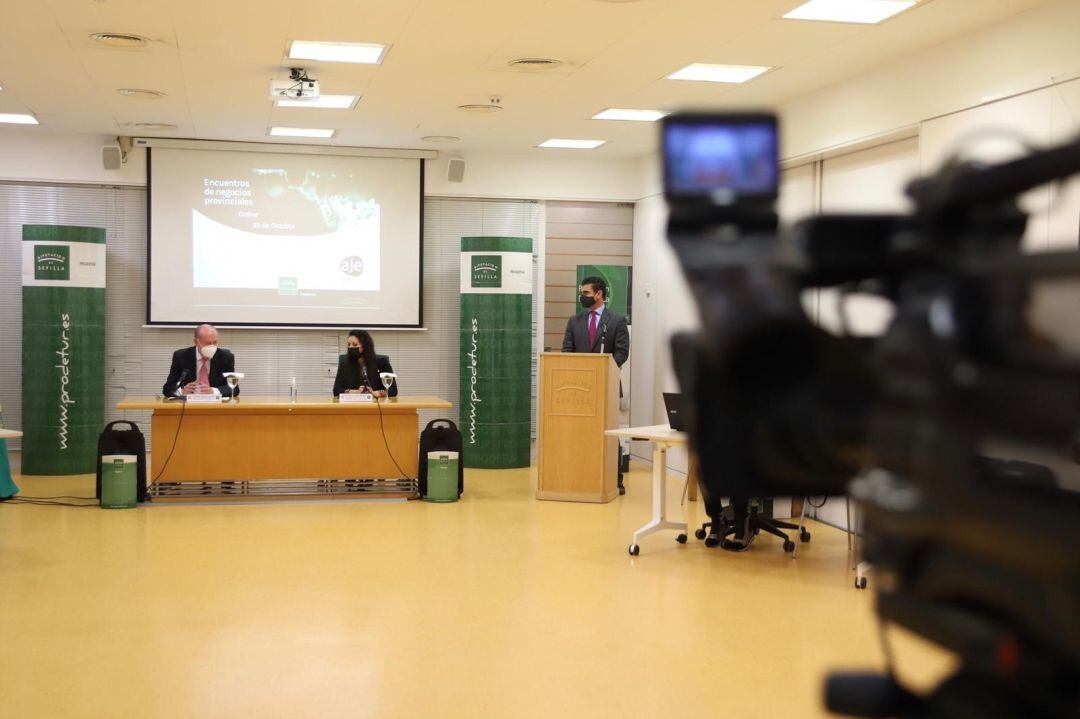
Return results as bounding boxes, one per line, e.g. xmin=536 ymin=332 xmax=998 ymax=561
xmin=664 ymin=118 xmax=779 ymax=200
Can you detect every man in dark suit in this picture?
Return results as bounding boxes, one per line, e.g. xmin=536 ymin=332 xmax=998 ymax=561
xmin=162 ymin=324 xmax=238 ymax=398
xmin=561 ymin=276 xmax=630 ymax=367
xmin=562 ymin=275 xmax=631 ymax=493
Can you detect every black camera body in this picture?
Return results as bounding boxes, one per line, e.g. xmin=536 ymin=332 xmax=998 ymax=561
xmin=662 ymin=112 xmax=1080 ymax=717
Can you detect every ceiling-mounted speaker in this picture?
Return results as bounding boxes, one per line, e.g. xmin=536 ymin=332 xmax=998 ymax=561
xmin=102 ymin=144 xmax=123 ymax=171
xmin=447 ymin=157 xmax=466 ymax=183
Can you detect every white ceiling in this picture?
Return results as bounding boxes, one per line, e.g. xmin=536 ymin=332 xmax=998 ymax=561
xmin=0 ymin=0 xmax=1052 ymax=158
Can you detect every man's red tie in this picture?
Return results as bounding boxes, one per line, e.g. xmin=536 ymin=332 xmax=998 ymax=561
xmin=588 ymin=311 xmax=598 ymax=347
xmin=198 ymin=358 xmax=210 ymax=387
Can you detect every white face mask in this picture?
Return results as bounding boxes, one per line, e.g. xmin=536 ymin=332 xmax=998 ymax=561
xmin=200 ymin=345 xmax=218 ymax=360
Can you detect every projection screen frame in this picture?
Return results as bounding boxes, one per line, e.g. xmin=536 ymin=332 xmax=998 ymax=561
xmin=144 ymin=141 xmax=430 ymax=330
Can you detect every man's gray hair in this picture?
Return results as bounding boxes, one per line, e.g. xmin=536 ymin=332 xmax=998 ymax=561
xmin=194 ymin=324 xmax=216 ymax=340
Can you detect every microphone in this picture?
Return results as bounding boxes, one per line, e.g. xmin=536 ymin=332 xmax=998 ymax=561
xmin=600 ymin=323 xmax=608 ymax=353
xmin=174 ymin=368 xmax=189 ymax=396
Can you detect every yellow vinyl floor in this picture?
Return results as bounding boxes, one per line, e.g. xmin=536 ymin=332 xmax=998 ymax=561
xmin=0 ymin=461 xmax=952 ymax=719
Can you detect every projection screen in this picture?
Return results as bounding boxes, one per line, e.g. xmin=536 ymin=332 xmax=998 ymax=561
xmin=147 ymin=145 xmax=423 ymax=328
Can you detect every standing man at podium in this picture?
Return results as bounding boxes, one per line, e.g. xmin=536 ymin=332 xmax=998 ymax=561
xmin=562 ymin=276 xmax=631 ymax=493
xmin=561 ymin=276 xmax=630 ymax=367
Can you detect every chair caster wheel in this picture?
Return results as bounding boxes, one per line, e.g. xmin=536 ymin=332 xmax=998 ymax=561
xmin=694 ymin=528 xmax=707 ymax=540
xmin=704 ymin=535 xmax=720 ymax=548
xmin=855 ymin=577 xmax=868 ymax=589
xmin=676 ymin=533 xmax=687 ymax=544
xmin=719 ymin=539 xmax=736 ymax=550
xmin=628 ymin=544 xmax=640 ymax=556
xmin=783 ymin=539 xmax=796 ymax=552
xmin=800 ymin=530 xmax=811 ymax=543
xmin=618 ymin=484 xmax=626 ymax=496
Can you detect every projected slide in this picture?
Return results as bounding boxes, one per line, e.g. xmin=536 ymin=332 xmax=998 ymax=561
xmin=148 ymin=146 xmax=422 ymax=327
xmin=191 ymin=211 xmax=381 ymax=293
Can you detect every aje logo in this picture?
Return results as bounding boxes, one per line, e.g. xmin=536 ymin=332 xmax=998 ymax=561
xmin=35 ymin=245 xmax=70 ymax=281
xmin=339 ymin=256 xmax=365 ymax=277
xmin=471 ymin=255 xmax=502 ymax=288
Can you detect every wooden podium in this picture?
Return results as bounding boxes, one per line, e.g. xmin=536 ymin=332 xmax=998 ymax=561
xmin=537 ymin=352 xmax=620 ymax=503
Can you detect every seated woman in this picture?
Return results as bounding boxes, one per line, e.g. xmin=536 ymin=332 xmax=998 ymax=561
xmin=332 ymin=329 xmax=399 ymax=398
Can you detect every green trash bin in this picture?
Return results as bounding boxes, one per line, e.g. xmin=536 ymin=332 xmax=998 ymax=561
xmin=100 ymin=454 xmax=138 ymax=509
xmin=424 ymin=451 xmax=460 ymax=503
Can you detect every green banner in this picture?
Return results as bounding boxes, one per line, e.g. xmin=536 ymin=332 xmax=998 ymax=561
xmin=21 ymin=225 xmax=107 ymax=475
xmin=576 ymin=264 xmax=632 ymax=322
xmin=460 ymin=236 xmax=532 ymax=468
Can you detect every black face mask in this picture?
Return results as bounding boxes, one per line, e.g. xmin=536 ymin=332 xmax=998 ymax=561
xmin=347 ymin=347 xmax=361 ymax=361
xmin=579 ymin=294 xmax=597 ymax=308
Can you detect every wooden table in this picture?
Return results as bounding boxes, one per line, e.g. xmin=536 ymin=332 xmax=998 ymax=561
xmin=607 ymin=424 xmax=698 ymax=555
xmin=116 ymin=396 xmax=452 ymax=502
xmin=0 ymin=430 xmax=23 ymax=439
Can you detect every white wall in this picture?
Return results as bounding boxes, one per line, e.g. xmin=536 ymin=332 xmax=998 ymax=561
xmin=780 ymin=0 xmax=1080 ymax=161
xmin=629 ymin=182 xmax=699 ymax=475
xmin=0 ymin=131 xmax=642 ymax=204
xmin=0 ymin=129 xmax=148 ymax=186
xmin=425 ymin=153 xmax=641 ymax=202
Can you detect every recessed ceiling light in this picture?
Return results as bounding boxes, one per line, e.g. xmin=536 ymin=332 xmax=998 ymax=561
xmin=538 ymin=138 xmax=606 ymax=149
xmin=269 ymin=126 xmax=336 ymax=138
xmin=276 ymin=94 xmax=359 ymax=109
xmin=130 ymin=122 xmax=178 ymax=130
xmin=117 ymin=88 xmax=167 ymax=99
xmin=89 ymin=32 xmax=151 ymax=48
xmin=591 ymin=108 xmax=666 ymax=122
xmin=507 ymin=57 xmax=564 ymax=71
xmin=0 ymin=113 xmax=39 ymax=125
xmin=783 ymin=0 xmax=917 ymax=24
xmin=422 ymin=135 xmax=462 ymax=143
xmin=289 ymin=40 xmax=387 ymax=64
xmin=666 ymin=63 xmax=773 ymax=83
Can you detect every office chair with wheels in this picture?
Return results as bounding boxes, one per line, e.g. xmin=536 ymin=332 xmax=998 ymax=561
xmin=695 ymin=498 xmax=811 ymax=552
xmin=719 ymin=499 xmax=810 ymax=552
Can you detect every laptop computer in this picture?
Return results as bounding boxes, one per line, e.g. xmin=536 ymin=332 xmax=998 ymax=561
xmin=663 ymin=392 xmax=688 ymax=432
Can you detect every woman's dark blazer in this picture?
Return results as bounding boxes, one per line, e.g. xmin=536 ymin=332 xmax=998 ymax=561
xmin=332 ymin=353 xmax=398 ymax=397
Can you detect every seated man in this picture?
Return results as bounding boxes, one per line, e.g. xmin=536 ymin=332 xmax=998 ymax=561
xmin=162 ymin=324 xmax=238 ymax=398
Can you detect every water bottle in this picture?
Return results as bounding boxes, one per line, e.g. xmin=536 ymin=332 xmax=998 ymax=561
xmin=289 ymin=376 xmax=297 ymax=403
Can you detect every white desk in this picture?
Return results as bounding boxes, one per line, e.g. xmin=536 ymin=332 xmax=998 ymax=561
xmin=606 ymin=424 xmax=696 ymax=555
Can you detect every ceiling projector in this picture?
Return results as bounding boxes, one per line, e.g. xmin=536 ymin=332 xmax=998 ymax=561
xmin=269 ymin=68 xmax=320 ymax=101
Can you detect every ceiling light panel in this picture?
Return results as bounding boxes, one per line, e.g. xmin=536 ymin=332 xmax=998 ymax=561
xmin=276 ymin=94 xmax=359 ymax=109
xmin=538 ymin=139 xmax=606 ymax=149
xmin=269 ymin=126 xmax=336 ymax=138
xmin=0 ymin=113 xmax=39 ymax=125
xmin=666 ymin=63 xmax=772 ymax=83
xmin=783 ymin=0 xmax=917 ymax=24
xmin=592 ymin=108 xmax=666 ymax=122
xmin=288 ymin=40 xmax=387 ymax=64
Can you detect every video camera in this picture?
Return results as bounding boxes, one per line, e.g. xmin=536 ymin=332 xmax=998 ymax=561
xmin=662 ymin=112 xmax=1080 ymax=717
